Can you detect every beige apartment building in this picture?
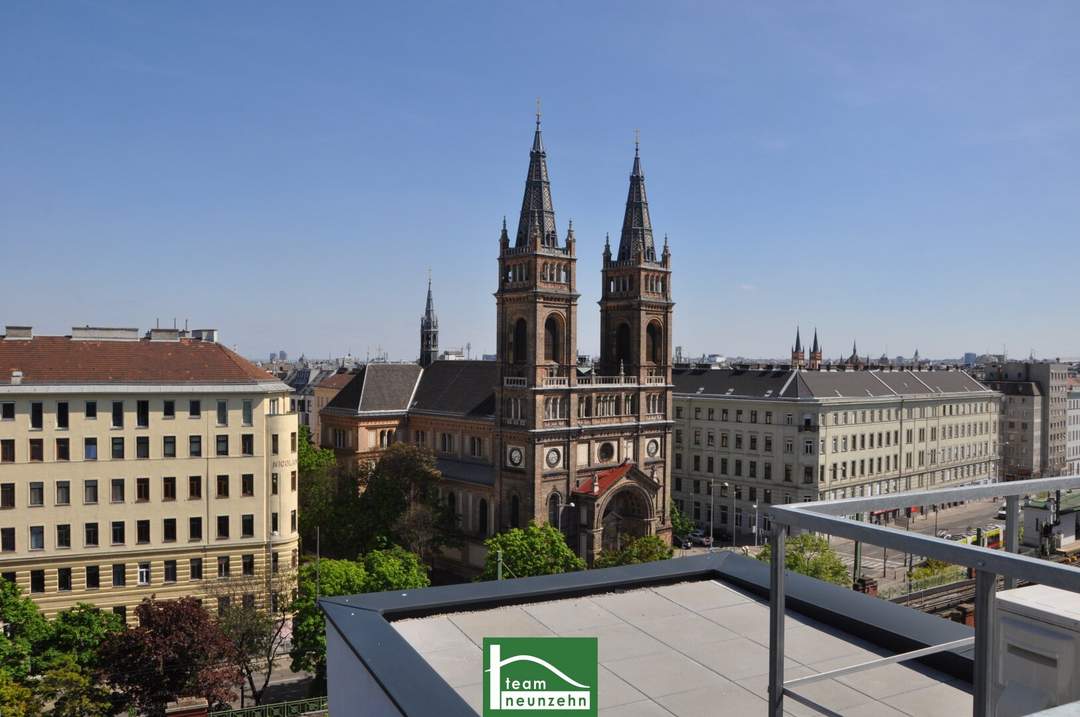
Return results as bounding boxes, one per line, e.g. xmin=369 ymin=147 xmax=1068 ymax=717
xmin=0 ymin=326 xmax=299 ymax=621
xmin=671 ymin=366 xmax=1001 ymax=540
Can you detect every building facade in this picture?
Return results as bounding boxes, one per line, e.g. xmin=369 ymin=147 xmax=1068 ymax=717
xmin=985 ymin=361 xmax=1069 ymax=477
xmin=986 ymin=381 xmax=1044 ymax=481
xmin=671 ymin=366 xmax=1001 ymax=540
xmin=1068 ymin=388 xmax=1080 ymax=476
xmin=320 ymin=119 xmax=675 ymax=567
xmin=0 ymin=326 xmax=299 ymax=621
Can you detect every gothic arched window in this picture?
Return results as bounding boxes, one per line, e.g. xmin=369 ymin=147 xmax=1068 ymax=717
xmin=647 ymin=322 xmax=664 ymax=365
xmin=544 ymin=315 xmax=561 ymax=363
xmin=548 ymin=492 xmax=561 ymax=526
xmin=615 ymin=323 xmax=632 ymax=370
xmin=512 ymin=318 xmax=528 ymax=364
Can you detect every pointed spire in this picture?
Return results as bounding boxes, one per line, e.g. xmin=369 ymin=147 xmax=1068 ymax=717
xmin=794 ymin=326 xmax=802 ymax=353
xmin=425 ymin=270 xmax=435 ymax=319
xmin=811 ymin=328 xmax=820 ymax=354
xmin=515 ymin=105 xmax=557 ymax=248
xmin=618 ymin=135 xmax=655 ymax=262
xmin=499 ymin=216 xmax=509 ymax=244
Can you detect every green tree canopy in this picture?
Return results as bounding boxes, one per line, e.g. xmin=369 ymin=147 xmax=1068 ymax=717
xmin=297 ymin=424 xmax=336 ymax=475
xmin=756 ymin=532 xmax=850 ymax=587
xmin=0 ymin=670 xmax=38 ymax=717
xmin=361 ymin=546 xmax=431 ymax=593
xmin=39 ymin=603 xmax=123 ymax=672
xmin=670 ymin=504 xmax=695 ymax=540
xmin=478 ymin=523 xmax=585 ymax=581
xmin=36 ymin=654 xmax=115 ymax=717
xmin=594 ymin=534 xmax=674 ymax=569
xmin=0 ymin=578 xmax=50 ymax=681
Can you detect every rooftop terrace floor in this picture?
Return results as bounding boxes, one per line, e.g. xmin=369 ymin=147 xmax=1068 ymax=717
xmin=392 ymin=579 xmax=972 ymax=716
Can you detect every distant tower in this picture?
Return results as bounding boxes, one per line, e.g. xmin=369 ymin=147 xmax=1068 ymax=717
xmin=808 ymin=329 xmax=822 ymax=370
xmin=790 ymin=327 xmax=805 ymax=368
xmin=846 ymin=340 xmax=864 ymax=369
xmin=419 ymin=272 xmax=439 ymax=368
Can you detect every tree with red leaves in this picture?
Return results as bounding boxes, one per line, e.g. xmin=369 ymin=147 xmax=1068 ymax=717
xmin=100 ymin=597 xmax=239 ymax=716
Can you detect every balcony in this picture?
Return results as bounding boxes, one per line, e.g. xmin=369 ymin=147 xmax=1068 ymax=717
xmin=541 ymin=376 xmax=568 ymax=387
xmin=577 ymin=375 xmax=637 ymax=386
xmin=503 ymin=377 xmax=527 ymax=388
xmin=643 ymin=375 xmax=666 ymax=385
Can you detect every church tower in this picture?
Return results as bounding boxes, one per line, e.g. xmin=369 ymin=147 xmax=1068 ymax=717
xmin=808 ymin=329 xmax=822 ymax=370
xmin=790 ymin=327 xmax=805 ymax=368
xmin=494 ymin=112 xmax=579 ymax=531
xmin=419 ymin=274 xmax=438 ymax=368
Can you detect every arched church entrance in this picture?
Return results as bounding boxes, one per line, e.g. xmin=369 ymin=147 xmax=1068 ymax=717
xmin=600 ymin=486 xmax=652 ymax=552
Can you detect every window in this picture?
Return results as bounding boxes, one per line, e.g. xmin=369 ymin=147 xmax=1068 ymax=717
xmin=1 ymin=528 xmax=13 ymax=552
xmin=111 ymin=521 xmax=125 ymax=545
xmin=291 ymin=431 xmax=297 ymax=453
xmin=164 ymin=560 xmax=177 ymax=583
xmin=138 ymin=562 xmax=150 ymax=585
xmin=163 ymin=518 xmax=176 ymax=542
xmin=30 ymin=402 xmax=43 ymax=429
xmin=164 ymin=400 xmax=175 ymax=419
xmin=189 ymin=400 xmax=201 ymax=418
xmin=242 ymin=554 xmax=255 ymax=576
xmin=271 ymin=512 xmax=279 ymax=533
xmin=161 ymin=476 xmax=176 ymax=501
xmin=189 ymin=475 xmax=202 ymax=499
xmin=242 ymin=514 xmax=254 ymax=537
xmin=0 ymin=440 xmax=12 ymax=463
xmin=56 ymin=523 xmax=71 ymax=548
xmin=29 ymin=439 xmax=43 ymax=462
xmin=217 ymin=400 xmax=228 ymax=426
xmin=111 ymin=437 xmax=124 ymax=460
xmin=189 ymin=435 xmax=202 ymax=457
xmin=85 ymin=401 xmax=97 ymax=419
xmin=136 ymin=520 xmax=150 ymax=544
xmin=162 ymin=435 xmax=176 ymax=458
xmin=56 ymin=402 xmax=69 ymax=429
xmin=29 ymin=525 xmax=45 ymax=550
xmin=111 ymin=401 xmax=124 ymax=428
xmin=137 ymin=400 xmax=149 ymax=428
xmin=86 ymin=565 xmax=100 ymax=589
xmin=242 ymin=400 xmax=253 ymax=426
xmin=242 ymin=474 xmax=254 ymax=497
xmin=0 ymin=483 xmax=12 ymax=508
xmin=29 ymin=481 xmax=44 ymax=506
xmin=217 ymin=515 xmax=229 ymax=539
xmin=0 ymin=403 xmax=12 ymax=420
xmin=216 ymin=475 xmax=229 ymax=498
xmin=217 ymin=556 xmax=230 ymax=578
xmin=31 ymin=570 xmax=45 ymax=593
xmin=218 ymin=597 xmax=231 ymax=614
xmin=271 ymin=434 xmax=279 ymax=455
xmin=136 ymin=477 xmax=150 ymax=502
xmin=113 ymin=605 xmax=126 ymax=622
xmin=56 ymin=438 xmax=69 ymax=461
xmin=84 ymin=479 xmax=98 ymax=504
xmin=112 ymin=564 xmax=126 ymax=587
xmin=111 ymin=478 xmax=124 ymax=503
xmin=271 ymin=473 xmax=279 ymax=495
xmin=84 ymin=437 xmax=97 ymax=460
xmin=190 ymin=558 xmax=203 ymax=580
xmin=290 ymin=509 xmax=297 ymax=532
xmin=58 ymin=567 xmax=72 ymax=591
xmin=85 ymin=522 xmax=98 ymax=546
xmin=216 ymin=435 xmax=228 ymax=456
xmin=291 ymin=471 xmax=297 ymax=491
xmin=242 ymin=434 xmax=254 ymax=456
xmin=189 ymin=517 xmax=202 ymax=541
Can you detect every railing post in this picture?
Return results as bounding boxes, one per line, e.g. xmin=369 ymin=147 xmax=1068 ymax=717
xmin=973 ymin=569 xmax=997 ymax=717
xmin=1003 ymin=495 xmax=1020 ymax=590
xmin=768 ymin=527 xmax=786 ymax=717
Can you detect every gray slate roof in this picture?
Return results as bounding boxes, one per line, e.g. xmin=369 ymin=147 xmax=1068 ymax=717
xmin=673 ymin=367 xmax=992 ymax=400
xmin=436 ymin=458 xmax=496 ymax=487
xmin=411 ymin=360 xmax=497 ymax=418
xmin=984 ymin=380 xmax=1042 ymax=397
xmin=326 ymin=363 xmax=423 ymax=414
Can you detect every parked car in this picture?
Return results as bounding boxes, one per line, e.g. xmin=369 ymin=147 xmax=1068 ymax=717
xmin=689 ymin=529 xmax=713 ymax=547
xmin=673 ymin=534 xmax=692 ymax=549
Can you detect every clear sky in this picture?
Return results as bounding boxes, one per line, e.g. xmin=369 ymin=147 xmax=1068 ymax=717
xmin=3 ymin=2 xmax=1079 ymax=362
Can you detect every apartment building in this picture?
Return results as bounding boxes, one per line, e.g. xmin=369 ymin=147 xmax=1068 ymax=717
xmin=985 ymin=361 xmax=1069 ymax=477
xmin=671 ymin=366 xmax=1001 ymax=540
xmin=986 ymin=381 xmax=1044 ymax=480
xmin=1068 ymin=388 xmax=1080 ymax=476
xmin=0 ymin=326 xmax=299 ymax=621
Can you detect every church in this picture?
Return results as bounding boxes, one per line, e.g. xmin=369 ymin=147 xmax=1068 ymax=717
xmin=319 ymin=116 xmax=675 ymax=570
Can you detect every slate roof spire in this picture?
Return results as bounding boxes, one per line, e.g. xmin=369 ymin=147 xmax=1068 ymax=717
xmin=794 ymin=326 xmax=802 ymax=353
xmin=811 ymin=329 xmax=820 ymax=354
xmin=618 ymin=134 xmax=656 ymax=262
xmin=514 ymin=104 xmax=558 ymax=248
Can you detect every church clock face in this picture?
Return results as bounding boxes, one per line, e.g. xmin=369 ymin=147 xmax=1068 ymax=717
xmin=508 ymin=446 xmax=524 ymax=467
xmin=646 ymin=439 xmax=660 ymax=457
xmin=545 ymin=448 xmax=561 ymax=468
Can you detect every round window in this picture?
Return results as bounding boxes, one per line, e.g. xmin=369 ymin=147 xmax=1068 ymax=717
xmin=598 ymin=442 xmax=615 ymax=462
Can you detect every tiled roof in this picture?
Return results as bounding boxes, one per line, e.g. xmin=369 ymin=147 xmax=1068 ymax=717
xmin=573 ymin=462 xmax=632 ymax=496
xmin=410 ymin=361 xmax=497 ymax=418
xmin=984 ymin=380 xmax=1042 ymax=397
xmin=0 ymin=336 xmax=276 ymax=385
xmin=326 ymin=364 xmax=422 ymax=414
xmin=673 ymin=367 xmax=994 ymax=400
xmin=317 ymin=371 xmax=356 ymax=390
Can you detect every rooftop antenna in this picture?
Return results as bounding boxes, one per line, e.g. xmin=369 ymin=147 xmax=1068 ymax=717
xmin=535 ymin=97 xmax=541 ymax=128
xmin=634 ymin=128 xmax=640 ymax=155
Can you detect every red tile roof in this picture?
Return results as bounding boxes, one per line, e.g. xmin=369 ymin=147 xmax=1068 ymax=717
xmin=572 ymin=462 xmax=633 ymax=497
xmin=0 ymin=336 xmax=278 ymax=384
xmin=317 ymin=372 xmax=356 ymax=390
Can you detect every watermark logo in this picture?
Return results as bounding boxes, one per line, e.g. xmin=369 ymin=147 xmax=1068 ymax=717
xmin=482 ymin=637 xmax=597 ymax=715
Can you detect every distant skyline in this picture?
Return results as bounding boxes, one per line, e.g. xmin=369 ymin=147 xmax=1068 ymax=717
xmin=3 ymin=2 xmax=1079 ymax=361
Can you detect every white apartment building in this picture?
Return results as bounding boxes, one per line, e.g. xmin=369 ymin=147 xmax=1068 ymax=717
xmin=0 ymin=326 xmax=299 ymax=621
xmin=672 ymin=366 xmax=1001 ymax=540
xmin=1068 ymin=388 xmax=1080 ymax=476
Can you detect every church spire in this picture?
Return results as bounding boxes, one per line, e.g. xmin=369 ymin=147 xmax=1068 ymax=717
xmin=811 ymin=329 xmax=819 ymax=354
xmin=794 ymin=326 xmax=802 ymax=353
xmin=515 ymin=104 xmax=557 ymax=248
xmin=419 ymin=271 xmax=438 ymax=368
xmin=618 ymin=133 xmax=655 ymax=262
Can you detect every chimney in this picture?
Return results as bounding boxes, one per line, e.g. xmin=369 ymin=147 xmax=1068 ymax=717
xmin=11 ymin=371 xmax=23 ymax=385
xmin=4 ymin=326 xmax=32 ymax=340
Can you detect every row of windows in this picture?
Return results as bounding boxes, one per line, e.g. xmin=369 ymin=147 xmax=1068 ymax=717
xmin=0 ymin=431 xmax=296 ymax=463
xmin=2 ymin=510 xmax=297 ymax=551
xmin=0 ymin=471 xmax=295 ymax=508
xmin=674 ymin=458 xmax=813 ymax=484
xmin=0 ymin=399 xmax=260 ymax=430
xmin=415 ymin=431 xmax=486 ymax=459
xmin=676 ymin=401 xmax=996 ymax=426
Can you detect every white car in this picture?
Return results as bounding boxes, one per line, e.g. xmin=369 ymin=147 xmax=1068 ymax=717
xmin=689 ymin=529 xmax=713 ymax=547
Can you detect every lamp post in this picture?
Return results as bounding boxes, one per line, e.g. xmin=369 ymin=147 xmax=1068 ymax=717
xmin=753 ymin=503 xmax=759 ymax=547
xmin=721 ymin=481 xmax=731 ymax=547
xmin=709 ymin=480 xmax=716 ymax=552
xmin=557 ymin=501 xmax=576 ymax=532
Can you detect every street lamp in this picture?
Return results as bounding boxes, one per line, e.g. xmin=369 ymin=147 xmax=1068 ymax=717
xmin=557 ymin=501 xmax=576 ymax=532
xmin=708 ymin=480 xmax=716 ymax=552
xmin=752 ymin=503 xmax=759 ymax=547
xmin=721 ymin=481 xmax=731 ymax=548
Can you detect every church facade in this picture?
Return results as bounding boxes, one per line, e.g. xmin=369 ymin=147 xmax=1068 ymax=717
xmin=321 ymin=117 xmax=675 ymax=568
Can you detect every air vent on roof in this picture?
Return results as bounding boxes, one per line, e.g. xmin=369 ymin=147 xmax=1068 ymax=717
xmin=3 ymin=326 xmax=32 ymax=340
xmin=189 ymin=329 xmax=218 ymax=343
xmin=147 ymin=328 xmax=180 ymax=342
xmin=71 ymin=326 xmax=139 ymax=341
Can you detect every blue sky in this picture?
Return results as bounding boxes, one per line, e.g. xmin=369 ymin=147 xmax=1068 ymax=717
xmin=3 ymin=1 xmax=1078 ymax=362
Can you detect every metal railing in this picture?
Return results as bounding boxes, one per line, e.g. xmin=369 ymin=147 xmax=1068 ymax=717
xmin=503 ymin=377 xmax=527 ymax=388
xmin=577 ymin=375 xmax=637 ymax=386
xmin=764 ymin=475 xmax=1080 ymax=717
xmin=209 ymin=696 xmax=327 ymax=717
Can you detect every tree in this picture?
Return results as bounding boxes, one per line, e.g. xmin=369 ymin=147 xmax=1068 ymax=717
xmin=35 ymin=655 xmax=114 ymax=717
xmin=289 ymin=559 xmax=369 ymax=678
xmin=100 ymin=597 xmax=240 ymax=716
xmin=756 ymin=532 xmax=850 ymax=587
xmin=209 ymin=569 xmax=298 ymax=705
xmin=0 ymin=578 xmax=50 ymax=681
xmin=297 ymin=424 xmax=336 ymax=475
xmin=361 ymin=546 xmax=431 ymax=593
xmin=298 ymin=463 xmax=366 ymax=559
xmin=0 ymin=670 xmax=39 ymax=717
xmin=594 ymin=535 xmax=674 ymax=568
xmin=670 ymin=504 xmax=695 ymax=541
xmin=478 ymin=523 xmax=585 ymax=581
xmin=39 ymin=603 xmax=123 ymax=672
